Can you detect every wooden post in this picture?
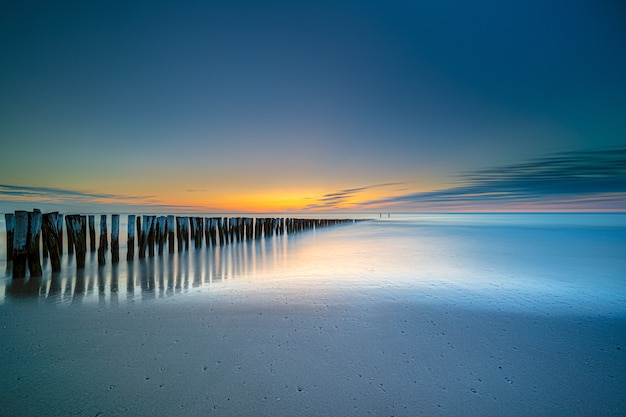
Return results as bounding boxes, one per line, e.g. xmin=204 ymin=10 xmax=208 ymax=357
xmin=167 ymin=215 xmax=175 ymax=253
xmin=67 ymin=215 xmax=86 ymax=269
xmin=193 ymin=217 xmax=203 ymax=248
xmin=246 ymin=218 xmax=253 ymax=240
xmin=127 ymin=215 xmax=136 ymax=261
xmin=56 ymin=214 xmax=64 ymax=255
xmin=65 ymin=215 xmax=75 ymax=254
xmin=157 ymin=216 xmax=166 ymax=255
xmin=5 ymin=213 xmax=14 ymax=262
xmin=98 ymin=215 xmax=107 ymax=265
xmin=175 ymin=217 xmax=183 ymax=252
xmin=139 ymin=215 xmax=149 ymax=258
xmin=229 ymin=217 xmax=237 ymax=242
xmin=218 ymin=218 xmax=227 ymax=244
xmin=183 ymin=217 xmax=190 ymax=250
xmin=27 ymin=210 xmax=43 ymax=276
xmin=41 ymin=212 xmax=48 ymax=259
xmin=136 ymin=215 xmax=141 ymax=246
xmin=111 ymin=214 xmax=119 ymax=263
xmin=88 ymin=215 xmax=96 ymax=252
xmin=215 ymin=218 xmax=222 ymax=244
xmin=210 ymin=218 xmax=219 ymax=245
xmin=204 ymin=218 xmax=211 ymax=246
xmin=255 ymin=218 xmax=263 ymax=239
xmin=12 ymin=211 xmax=28 ymax=278
xmin=148 ymin=215 xmax=156 ymax=257
xmin=42 ymin=212 xmax=61 ymax=272
xmin=189 ymin=217 xmax=196 ymax=243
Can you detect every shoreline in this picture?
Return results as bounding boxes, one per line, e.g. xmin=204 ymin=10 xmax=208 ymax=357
xmin=1 ymin=284 xmax=625 ymax=416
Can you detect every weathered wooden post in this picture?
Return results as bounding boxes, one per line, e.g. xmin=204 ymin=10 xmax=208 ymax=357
xmin=229 ymin=217 xmax=237 ymax=242
xmin=148 ymin=215 xmax=156 ymax=257
xmin=167 ymin=215 xmax=175 ymax=253
xmin=12 ymin=211 xmax=28 ymax=278
xmin=42 ymin=212 xmax=61 ymax=272
xmin=246 ymin=217 xmax=252 ymax=239
xmin=41 ymin=212 xmax=48 ymax=259
xmin=157 ymin=216 xmax=166 ymax=255
xmin=210 ymin=218 xmax=219 ymax=245
xmin=5 ymin=213 xmax=14 ymax=262
xmin=27 ymin=210 xmax=43 ymax=276
xmin=266 ymin=217 xmax=273 ymax=236
xmin=111 ymin=214 xmax=119 ymax=263
xmin=56 ymin=214 xmax=64 ymax=255
xmin=127 ymin=215 xmax=136 ymax=261
xmin=189 ymin=217 xmax=196 ymax=243
xmin=218 ymin=218 xmax=227 ymax=244
xmin=136 ymin=215 xmax=141 ymax=246
xmin=193 ymin=217 xmax=203 ymax=248
xmin=98 ymin=215 xmax=107 ymax=265
xmin=88 ymin=215 xmax=96 ymax=252
xmin=67 ymin=215 xmax=86 ymax=269
xmin=204 ymin=218 xmax=211 ymax=246
xmin=255 ymin=218 xmax=263 ymax=239
xmin=65 ymin=215 xmax=75 ymax=254
xmin=237 ymin=217 xmax=243 ymax=241
xmin=139 ymin=215 xmax=149 ymax=258
xmin=183 ymin=217 xmax=190 ymax=250
xmin=175 ymin=216 xmax=183 ymax=252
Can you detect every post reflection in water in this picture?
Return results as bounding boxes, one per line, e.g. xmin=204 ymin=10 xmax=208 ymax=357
xmin=0 ymin=233 xmax=291 ymax=306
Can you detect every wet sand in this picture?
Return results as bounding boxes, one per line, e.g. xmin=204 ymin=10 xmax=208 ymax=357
xmin=1 ymin=282 xmax=625 ymax=417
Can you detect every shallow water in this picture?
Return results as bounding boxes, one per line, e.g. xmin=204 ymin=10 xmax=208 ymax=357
xmin=1 ymin=213 xmax=625 ymax=315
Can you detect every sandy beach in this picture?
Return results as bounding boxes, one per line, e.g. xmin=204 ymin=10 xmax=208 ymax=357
xmin=1 ymin=281 xmax=625 ymax=417
xmin=1 ymin=215 xmax=625 ymax=416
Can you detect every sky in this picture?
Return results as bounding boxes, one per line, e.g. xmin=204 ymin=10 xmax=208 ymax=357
xmin=1 ymin=0 xmax=625 ymax=213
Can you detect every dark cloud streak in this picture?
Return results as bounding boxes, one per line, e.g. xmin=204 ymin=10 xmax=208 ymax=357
xmin=361 ymin=149 xmax=626 ymax=210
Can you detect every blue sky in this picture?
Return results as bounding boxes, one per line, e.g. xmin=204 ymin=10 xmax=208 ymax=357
xmin=1 ymin=0 xmax=625 ymax=212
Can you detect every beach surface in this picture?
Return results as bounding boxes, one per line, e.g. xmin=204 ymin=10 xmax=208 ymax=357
xmin=1 ymin=214 xmax=625 ymax=416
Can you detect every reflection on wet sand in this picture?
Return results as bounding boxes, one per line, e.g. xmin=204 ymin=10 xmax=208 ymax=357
xmin=1 ymin=234 xmax=290 ymax=305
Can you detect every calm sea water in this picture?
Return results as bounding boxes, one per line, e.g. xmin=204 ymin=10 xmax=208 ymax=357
xmin=1 ymin=213 xmax=625 ymax=314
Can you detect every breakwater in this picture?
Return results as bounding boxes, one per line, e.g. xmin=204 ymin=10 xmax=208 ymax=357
xmin=4 ymin=211 xmax=358 ymax=278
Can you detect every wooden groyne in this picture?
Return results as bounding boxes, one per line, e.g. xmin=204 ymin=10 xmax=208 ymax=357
xmin=3 ymin=210 xmax=359 ymax=278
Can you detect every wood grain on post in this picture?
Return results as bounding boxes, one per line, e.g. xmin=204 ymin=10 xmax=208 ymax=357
xmin=139 ymin=216 xmax=149 ymax=258
xmin=127 ymin=215 xmax=136 ymax=261
xmin=56 ymin=214 xmax=64 ymax=255
xmin=157 ymin=216 xmax=166 ymax=255
xmin=218 ymin=218 xmax=227 ymax=244
xmin=27 ymin=210 xmax=43 ymax=276
xmin=111 ymin=214 xmax=119 ymax=263
xmin=67 ymin=215 xmax=86 ymax=269
xmin=5 ymin=213 xmax=14 ymax=262
xmin=88 ymin=215 xmax=96 ymax=252
xmin=175 ymin=217 xmax=183 ymax=252
xmin=12 ymin=211 xmax=28 ymax=278
xmin=41 ymin=211 xmax=48 ymax=259
xmin=255 ymin=218 xmax=263 ymax=239
xmin=194 ymin=217 xmax=203 ymax=248
xmin=147 ymin=216 xmax=156 ymax=257
xmin=167 ymin=215 xmax=175 ymax=253
xmin=42 ymin=212 xmax=61 ymax=272
xmin=65 ymin=215 xmax=75 ymax=255
xmin=98 ymin=215 xmax=107 ymax=265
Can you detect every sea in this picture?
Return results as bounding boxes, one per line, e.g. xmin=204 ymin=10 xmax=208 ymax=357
xmin=1 ymin=213 xmax=625 ymax=315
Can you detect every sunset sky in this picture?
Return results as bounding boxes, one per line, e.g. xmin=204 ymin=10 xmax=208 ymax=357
xmin=1 ymin=1 xmax=625 ymax=213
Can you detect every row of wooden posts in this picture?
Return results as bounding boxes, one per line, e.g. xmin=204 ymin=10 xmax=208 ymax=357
xmin=4 ymin=210 xmax=356 ymax=278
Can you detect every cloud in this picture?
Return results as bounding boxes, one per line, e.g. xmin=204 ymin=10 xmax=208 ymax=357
xmin=360 ymin=149 xmax=626 ymax=210
xmin=0 ymin=184 xmax=149 ymax=202
xmin=305 ymin=182 xmax=404 ymax=210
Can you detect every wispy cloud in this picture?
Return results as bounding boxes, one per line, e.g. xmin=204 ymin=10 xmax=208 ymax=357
xmin=359 ymin=149 xmax=626 ymax=211
xmin=305 ymin=182 xmax=404 ymax=209
xmin=0 ymin=184 xmax=149 ymax=203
